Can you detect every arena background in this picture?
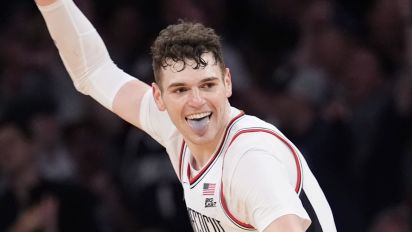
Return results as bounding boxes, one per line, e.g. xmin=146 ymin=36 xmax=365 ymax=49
xmin=0 ymin=0 xmax=411 ymax=231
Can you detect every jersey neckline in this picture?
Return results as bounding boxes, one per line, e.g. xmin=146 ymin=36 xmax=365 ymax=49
xmin=183 ymin=110 xmax=245 ymax=186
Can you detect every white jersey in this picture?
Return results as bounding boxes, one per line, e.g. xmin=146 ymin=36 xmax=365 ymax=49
xmin=140 ymin=90 xmax=336 ymax=232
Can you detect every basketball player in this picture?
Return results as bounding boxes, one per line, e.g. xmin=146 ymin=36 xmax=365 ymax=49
xmin=34 ymin=0 xmax=336 ymax=231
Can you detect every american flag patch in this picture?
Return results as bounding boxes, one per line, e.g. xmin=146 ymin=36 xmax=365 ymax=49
xmin=203 ymin=183 xmax=216 ymax=195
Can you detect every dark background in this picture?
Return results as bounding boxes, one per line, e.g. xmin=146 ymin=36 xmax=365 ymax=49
xmin=0 ymin=0 xmax=411 ymax=231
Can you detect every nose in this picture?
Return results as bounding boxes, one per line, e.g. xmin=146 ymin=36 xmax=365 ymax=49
xmin=188 ymin=88 xmax=206 ymax=107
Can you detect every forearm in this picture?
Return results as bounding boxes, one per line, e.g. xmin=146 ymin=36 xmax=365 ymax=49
xmin=36 ymin=0 xmax=134 ymax=110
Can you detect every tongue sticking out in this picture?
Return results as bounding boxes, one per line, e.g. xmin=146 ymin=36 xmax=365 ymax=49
xmin=187 ymin=116 xmax=210 ymax=135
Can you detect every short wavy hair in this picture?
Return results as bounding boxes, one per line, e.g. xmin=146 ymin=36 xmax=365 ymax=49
xmin=150 ymin=20 xmax=225 ymax=85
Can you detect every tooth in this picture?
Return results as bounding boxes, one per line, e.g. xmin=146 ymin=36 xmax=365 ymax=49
xmin=187 ymin=112 xmax=210 ymax=119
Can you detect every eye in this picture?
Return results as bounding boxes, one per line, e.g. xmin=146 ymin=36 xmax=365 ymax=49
xmin=200 ymin=82 xmax=216 ymax=89
xmin=173 ymin=87 xmax=188 ymax=94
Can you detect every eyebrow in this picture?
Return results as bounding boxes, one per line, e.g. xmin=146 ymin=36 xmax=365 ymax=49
xmin=166 ymin=77 xmax=220 ymax=90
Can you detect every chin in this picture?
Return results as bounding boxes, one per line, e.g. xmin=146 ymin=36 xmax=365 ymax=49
xmin=187 ymin=131 xmax=215 ymax=145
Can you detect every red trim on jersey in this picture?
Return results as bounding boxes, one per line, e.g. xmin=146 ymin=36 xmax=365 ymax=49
xmin=178 ymin=141 xmax=185 ymax=181
xmin=220 ymin=129 xmax=303 ymax=228
xmin=187 ymin=111 xmax=245 ymax=185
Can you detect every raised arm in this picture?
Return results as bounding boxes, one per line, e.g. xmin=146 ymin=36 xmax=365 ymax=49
xmin=35 ymin=0 xmax=150 ymax=129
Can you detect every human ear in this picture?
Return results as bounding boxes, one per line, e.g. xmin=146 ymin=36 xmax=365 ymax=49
xmin=152 ymin=83 xmax=166 ymax=111
xmin=224 ymin=68 xmax=232 ymax=98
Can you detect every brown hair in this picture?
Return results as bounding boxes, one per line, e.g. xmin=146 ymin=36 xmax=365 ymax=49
xmin=150 ymin=20 xmax=225 ymax=85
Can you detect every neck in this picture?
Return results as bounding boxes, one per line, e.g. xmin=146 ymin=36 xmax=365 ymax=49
xmin=187 ymin=141 xmax=218 ymax=170
xmin=187 ymin=105 xmax=232 ymax=170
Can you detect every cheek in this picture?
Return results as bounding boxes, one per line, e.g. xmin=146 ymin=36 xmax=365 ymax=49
xmin=211 ymin=97 xmax=225 ymax=111
xmin=164 ymin=100 xmax=184 ymax=117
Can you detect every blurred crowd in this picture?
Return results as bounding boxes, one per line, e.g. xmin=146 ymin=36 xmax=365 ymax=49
xmin=0 ymin=0 xmax=411 ymax=231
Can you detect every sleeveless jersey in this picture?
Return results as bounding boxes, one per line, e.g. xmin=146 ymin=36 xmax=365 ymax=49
xmin=139 ymin=90 xmax=336 ymax=231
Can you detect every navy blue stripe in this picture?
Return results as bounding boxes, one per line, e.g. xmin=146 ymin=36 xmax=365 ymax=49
xmin=300 ymin=190 xmax=322 ymax=232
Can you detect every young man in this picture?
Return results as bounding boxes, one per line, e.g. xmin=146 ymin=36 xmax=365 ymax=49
xmin=34 ymin=0 xmax=336 ymax=231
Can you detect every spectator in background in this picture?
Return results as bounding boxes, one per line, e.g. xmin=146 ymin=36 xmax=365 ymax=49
xmin=0 ymin=113 xmax=100 ymax=232
xmin=3 ymin=96 xmax=75 ymax=182
xmin=64 ymin=119 xmax=139 ymax=232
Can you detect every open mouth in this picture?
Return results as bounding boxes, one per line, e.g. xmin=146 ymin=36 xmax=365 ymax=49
xmin=185 ymin=112 xmax=212 ymax=121
xmin=185 ymin=112 xmax=212 ymax=135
